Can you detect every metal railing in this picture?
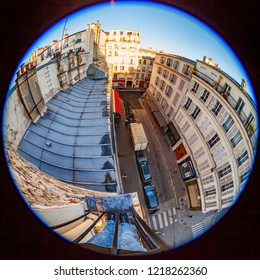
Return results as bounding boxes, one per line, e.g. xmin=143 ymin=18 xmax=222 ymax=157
xmin=193 ymin=69 xmax=256 ymax=139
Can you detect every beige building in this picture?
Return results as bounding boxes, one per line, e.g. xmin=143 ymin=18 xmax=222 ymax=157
xmin=105 ymin=29 xmax=140 ymax=87
xmin=135 ymin=48 xmax=156 ymax=88
xmin=147 ymin=53 xmax=257 ymax=213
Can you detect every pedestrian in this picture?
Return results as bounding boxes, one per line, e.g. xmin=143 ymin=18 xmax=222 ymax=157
xmin=122 ymin=173 xmax=127 ymax=179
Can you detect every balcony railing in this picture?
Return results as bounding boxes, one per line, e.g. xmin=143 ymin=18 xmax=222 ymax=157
xmin=193 ymin=69 xmax=256 ymax=141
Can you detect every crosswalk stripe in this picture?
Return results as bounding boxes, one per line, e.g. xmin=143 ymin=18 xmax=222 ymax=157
xmin=167 ymin=209 xmax=173 ymax=224
xmin=158 ymin=213 xmax=163 ymax=229
xmin=152 ymin=215 xmax=158 ymax=230
xmin=163 ymin=211 xmax=168 ymax=227
xmin=191 ymin=222 xmax=204 ymax=237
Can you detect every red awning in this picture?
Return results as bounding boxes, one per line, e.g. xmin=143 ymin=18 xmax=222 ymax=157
xmin=114 ymin=91 xmax=122 ymax=115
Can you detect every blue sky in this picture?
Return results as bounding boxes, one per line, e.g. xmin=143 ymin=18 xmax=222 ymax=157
xmin=12 ymin=0 xmax=256 ymax=101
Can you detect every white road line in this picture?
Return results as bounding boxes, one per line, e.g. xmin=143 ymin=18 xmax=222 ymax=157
xmin=167 ymin=209 xmax=173 ymax=224
xmin=157 ymin=213 xmax=163 ymax=229
xmin=152 ymin=215 xmax=158 ymax=230
xmin=191 ymin=222 xmax=204 ymax=238
xmin=163 ymin=211 xmax=168 ymax=227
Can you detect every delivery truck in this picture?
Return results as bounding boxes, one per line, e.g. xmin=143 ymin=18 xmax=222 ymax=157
xmin=130 ymin=123 xmax=148 ymax=151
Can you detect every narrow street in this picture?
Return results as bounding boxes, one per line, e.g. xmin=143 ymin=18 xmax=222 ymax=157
xmin=115 ymin=89 xmax=217 ymax=248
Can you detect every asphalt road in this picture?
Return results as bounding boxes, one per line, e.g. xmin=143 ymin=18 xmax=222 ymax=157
xmin=116 ymin=89 xmax=217 ymax=249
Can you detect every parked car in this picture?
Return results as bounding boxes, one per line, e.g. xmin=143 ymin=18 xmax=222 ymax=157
xmin=137 ymin=156 xmax=152 ymax=182
xmin=144 ymin=184 xmax=159 ymax=212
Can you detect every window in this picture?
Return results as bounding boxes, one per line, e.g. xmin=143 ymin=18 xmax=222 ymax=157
xmin=235 ymin=97 xmax=245 ymax=113
xmin=161 ymin=98 xmax=168 ymax=111
xmin=172 ymin=92 xmax=180 ymax=106
xmin=184 ymin=97 xmax=192 ymax=110
xmin=221 ymin=181 xmax=234 ymax=192
xmin=165 ymin=85 xmax=173 ymax=98
xmin=240 ymin=169 xmax=251 ymax=183
xmin=245 ymin=113 xmax=254 ymax=127
xmin=163 ymin=70 xmax=169 ymax=78
xmin=222 ymin=115 xmax=234 ymax=132
xmin=169 ymin=73 xmax=177 ymax=84
xmin=160 ymin=80 xmax=165 ymax=90
xmin=150 ymin=60 xmax=153 ymax=66
xmin=182 ymin=121 xmax=190 ymax=133
xmin=143 ymin=59 xmax=146 ymax=65
xmin=237 ymin=150 xmax=249 ymax=166
xmin=212 ymin=101 xmax=222 ymax=116
xmin=182 ymin=64 xmax=191 ymax=76
xmin=157 ymin=67 xmax=162 ymax=74
xmin=205 ymin=189 xmax=216 ymax=196
xmin=198 ymin=160 xmax=210 ymax=172
xmin=194 ymin=147 xmax=205 ymax=160
xmin=167 ymin=107 xmax=174 ymax=118
xmin=202 ymin=175 xmax=214 ymax=185
xmin=173 ymin=60 xmax=179 ymax=70
xmin=191 ymin=106 xmax=201 ymax=120
xmin=160 ymin=56 xmax=165 ymax=64
xmin=223 ymin=83 xmax=231 ymax=94
xmin=200 ymin=89 xmax=210 ymax=102
xmin=218 ymin=164 xmax=232 ymax=178
xmin=178 ymin=79 xmax=185 ymax=91
xmin=188 ymin=133 xmax=198 ymax=146
xmin=208 ymin=133 xmax=220 ymax=148
xmin=191 ymin=82 xmax=199 ymax=93
xmin=156 ymin=91 xmax=162 ymax=103
xmin=231 ymin=130 xmax=242 ymax=147
xmin=166 ymin=58 xmax=172 ymax=67
xmin=142 ymin=66 xmax=145 ymax=72
xmin=155 ymin=76 xmax=159 ymax=85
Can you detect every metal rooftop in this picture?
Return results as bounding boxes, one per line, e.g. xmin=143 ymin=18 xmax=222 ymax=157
xmin=18 ymin=76 xmax=117 ymax=192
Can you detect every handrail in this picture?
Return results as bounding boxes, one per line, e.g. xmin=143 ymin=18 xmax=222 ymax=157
xmin=50 ymin=211 xmax=90 ymax=230
xmin=73 ymin=212 xmax=105 ymax=244
xmin=131 ymin=207 xmax=171 ymax=251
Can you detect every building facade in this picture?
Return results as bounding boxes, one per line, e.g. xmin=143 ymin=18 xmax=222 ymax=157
xmin=134 ymin=48 xmax=156 ymax=88
xmin=148 ymin=53 xmax=257 ymax=213
xmin=105 ymin=29 xmax=140 ymax=88
xmin=147 ymin=53 xmax=195 ymax=143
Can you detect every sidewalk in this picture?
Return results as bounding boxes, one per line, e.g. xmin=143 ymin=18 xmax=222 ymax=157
xmin=140 ymin=98 xmax=216 ymax=228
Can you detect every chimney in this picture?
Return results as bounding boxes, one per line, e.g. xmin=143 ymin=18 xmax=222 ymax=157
xmin=241 ymin=78 xmax=247 ymax=92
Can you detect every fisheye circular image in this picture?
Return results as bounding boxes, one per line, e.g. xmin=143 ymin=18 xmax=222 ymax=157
xmin=2 ymin=0 xmax=258 ymax=256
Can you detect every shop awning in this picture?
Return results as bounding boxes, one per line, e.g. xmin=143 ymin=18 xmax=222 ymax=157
xmin=147 ymin=96 xmax=167 ymax=127
xmin=147 ymin=99 xmax=158 ymax=112
xmin=114 ymin=91 xmax=122 ymax=115
xmin=153 ymin=111 xmax=168 ymax=127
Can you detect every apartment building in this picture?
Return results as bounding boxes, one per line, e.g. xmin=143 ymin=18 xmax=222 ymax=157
xmin=105 ymin=29 xmax=140 ymax=87
xmin=148 ymin=53 xmax=257 ymax=213
xmin=135 ymin=48 xmax=156 ymax=88
xmin=147 ymin=53 xmax=195 ymax=143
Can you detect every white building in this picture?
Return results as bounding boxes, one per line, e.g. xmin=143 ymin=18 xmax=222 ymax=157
xmin=147 ymin=53 xmax=257 ymax=213
xmin=105 ymin=29 xmax=140 ymax=87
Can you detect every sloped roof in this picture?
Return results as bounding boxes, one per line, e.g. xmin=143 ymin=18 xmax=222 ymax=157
xmin=18 ymin=77 xmax=117 ymax=192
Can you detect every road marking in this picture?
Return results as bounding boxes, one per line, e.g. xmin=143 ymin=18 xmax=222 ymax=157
xmin=152 ymin=215 xmax=158 ymax=230
xmin=157 ymin=213 xmax=163 ymax=229
xmin=191 ymin=222 xmax=204 ymax=238
xmin=163 ymin=211 xmax=168 ymax=227
xmin=167 ymin=209 xmax=173 ymax=224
